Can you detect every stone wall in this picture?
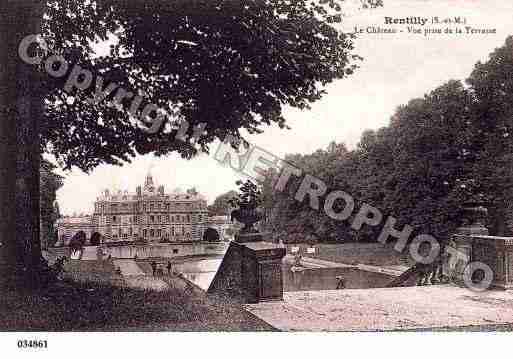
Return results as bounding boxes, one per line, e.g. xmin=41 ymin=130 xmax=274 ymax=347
xmin=103 ymin=242 xmax=228 ymax=259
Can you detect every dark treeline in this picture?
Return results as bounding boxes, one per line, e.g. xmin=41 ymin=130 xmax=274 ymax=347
xmin=262 ymin=36 xmax=513 ymax=244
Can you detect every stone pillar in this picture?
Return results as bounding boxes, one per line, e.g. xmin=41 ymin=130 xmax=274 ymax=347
xmin=447 ymin=201 xmax=489 ymax=283
xmin=472 ymin=236 xmax=513 ymax=290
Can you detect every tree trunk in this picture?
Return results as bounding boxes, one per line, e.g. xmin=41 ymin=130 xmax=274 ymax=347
xmin=0 ymin=0 xmax=45 ymax=289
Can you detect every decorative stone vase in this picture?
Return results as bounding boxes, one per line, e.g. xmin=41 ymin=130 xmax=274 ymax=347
xmin=230 ymin=205 xmax=263 ymax=234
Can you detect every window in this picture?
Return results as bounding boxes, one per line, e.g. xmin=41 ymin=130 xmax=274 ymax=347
xmin=187 ymin=214 xmax=191 ymax=223
xmin=112 ymin=216 xmax=117 ymax=223
xmin=150 ymin=229 xmax=154 ymax=237
xmin=150 ymin=215 xmax=154 ymax=223
xmin=157 ymin=215 xmax=161 ymax=223
xmin=143 ymin=229 xmax=147 ymax=238
xmin=173 ymin=249 xmax=178 ymax=254
xmin=166 ymin=215 xmax=170 ymax=223
xmin=157 ymin=229 xmax=162 ymax=237
xmin=129 ymin=227 xmax=133 ymax=235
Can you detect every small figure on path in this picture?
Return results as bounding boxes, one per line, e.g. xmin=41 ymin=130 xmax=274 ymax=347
xmin=167 ymin=261 xmax=172 ymax=275
xmin=336 ymin=275 xmax=346 ymax=289
xmin=151 ymin=261 xmax=157 ymax=277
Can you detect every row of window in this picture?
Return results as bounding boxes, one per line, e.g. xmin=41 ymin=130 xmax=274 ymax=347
xmin=111 ymin=229 xmax=192 ymax=239
xmin=110 ymin=214 xmax=200 ymax=224
xmin=95 ymin=201 xmax=204 ymax=213
xmin=111 ymin=226 xmax=192 ymax=236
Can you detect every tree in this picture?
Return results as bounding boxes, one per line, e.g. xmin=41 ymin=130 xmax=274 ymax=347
xmin=2 ymin=0 xmax=381 ymax=287
xmin=90 ymin=232 xmax=102 ymax=246
xmin=1 ymin=1 xmax=47 ymax=288
xmin=466 ymin=36 xmax=513 ymax=235
xmin=261 ymin=142 xmax=357 ymax=243
xmin=69 ymin=231 xmax=86 ymax=253
xmin=203 ymin=227 xmax=220 ymax=242
xmin=261 ymin=36 xmax=513 ymax=244
xmin=208 ymin=190 xmax=237 ymax=216
xmin=40 ymin=159 xmax=64 ymax=250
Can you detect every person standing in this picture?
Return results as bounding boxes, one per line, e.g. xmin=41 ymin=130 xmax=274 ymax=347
xmin=151 ymin=261 xmax=157 ymax=277
xmin=336 ymin=275 xmax=346 ymax=289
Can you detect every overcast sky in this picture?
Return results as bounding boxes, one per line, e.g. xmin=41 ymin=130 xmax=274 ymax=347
xmin=55 ymin=0 xmax=513 ymax=215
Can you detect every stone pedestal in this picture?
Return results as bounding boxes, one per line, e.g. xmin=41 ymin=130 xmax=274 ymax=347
xmin=241 ymin=241 xmax=286 ymax=303
xmin=235 ymin=232 xmax=264 ymax=243
xmin=450 ymin=234 xmax=474 ymax=284
xmin=447 ymin=202 xmax=489 ymax=284
xmin=208 ymin=240 xmax=286 ymax=303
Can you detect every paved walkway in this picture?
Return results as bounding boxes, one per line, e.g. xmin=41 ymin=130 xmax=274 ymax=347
xmin=245 ymin=285 xmax=513 ymax=331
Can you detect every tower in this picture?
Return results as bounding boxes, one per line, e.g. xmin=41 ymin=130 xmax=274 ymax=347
xmin=144 ymin=172 xmax=154 ymax=193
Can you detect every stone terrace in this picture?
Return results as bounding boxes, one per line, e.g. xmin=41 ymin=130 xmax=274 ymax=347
xmin=245 ymin=285 xmax=513 ymax=331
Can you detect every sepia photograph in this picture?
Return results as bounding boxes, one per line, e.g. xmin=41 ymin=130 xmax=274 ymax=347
xmin=1 ymin=0 xmax=513 ymax=356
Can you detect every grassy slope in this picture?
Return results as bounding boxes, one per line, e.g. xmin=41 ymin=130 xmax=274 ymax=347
xmin=0 ymin=280 xmax=275 ymax=331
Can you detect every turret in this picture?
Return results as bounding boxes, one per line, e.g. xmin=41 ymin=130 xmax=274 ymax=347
xmin=144 ymin=171 xmax=155 ymax=193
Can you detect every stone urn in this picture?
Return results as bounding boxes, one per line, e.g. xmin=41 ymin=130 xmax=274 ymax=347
xmin=230 ymin=204 xmax=263 ymax=234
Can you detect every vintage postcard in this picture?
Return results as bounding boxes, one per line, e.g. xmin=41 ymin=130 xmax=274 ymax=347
xmin=1 ymin=0 xmax=512 ymax=356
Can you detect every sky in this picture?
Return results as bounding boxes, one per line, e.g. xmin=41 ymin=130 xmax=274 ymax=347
xmin=55 ymin=0 xmax=513 ymax=215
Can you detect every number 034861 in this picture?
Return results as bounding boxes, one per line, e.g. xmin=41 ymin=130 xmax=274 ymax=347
xmin=17 ymin=340 xmax=48 ymax=349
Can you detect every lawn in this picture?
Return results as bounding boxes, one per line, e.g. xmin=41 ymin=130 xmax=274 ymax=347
xmin=0 ymin=280 xmax=276 ymax=331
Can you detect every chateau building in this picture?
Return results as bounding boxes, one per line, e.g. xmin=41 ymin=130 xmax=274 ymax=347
xmin=56 ymin=173 xmax=212 ymax=245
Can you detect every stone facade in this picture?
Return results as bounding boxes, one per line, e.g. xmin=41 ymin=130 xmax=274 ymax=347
xmin=56 ymin=173 xmax=211 ymax=244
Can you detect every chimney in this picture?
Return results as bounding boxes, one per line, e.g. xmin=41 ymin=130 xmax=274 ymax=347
xmin=136 ymin=186 xmax=142 ymax=197
xmin=158 ymin=185 xmax=165 ymax=195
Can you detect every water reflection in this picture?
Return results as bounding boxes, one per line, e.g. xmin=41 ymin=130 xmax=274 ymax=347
xmin=283 ymin=264 xmax=394 ymax=291
xmin=174 ymin=257 xmax=396 ymax=292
